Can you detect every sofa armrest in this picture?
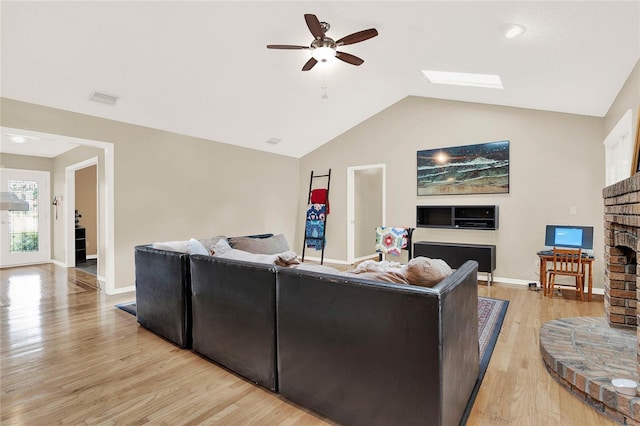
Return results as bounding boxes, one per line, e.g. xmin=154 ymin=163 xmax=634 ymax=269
xmin=438 ymin=260 xmax=480 ymax=426
xmin=134 ymin=245 xmax=192 ymax=348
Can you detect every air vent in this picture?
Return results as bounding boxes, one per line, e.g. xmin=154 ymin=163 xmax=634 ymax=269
xmin=266 ymin=138 xmax=282 ymax=145
xmin=89 ymin=91 xmax=119 ymax=105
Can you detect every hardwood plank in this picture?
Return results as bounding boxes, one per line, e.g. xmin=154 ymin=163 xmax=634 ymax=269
xmin=0 ymin=264 xmax=615 ymax=425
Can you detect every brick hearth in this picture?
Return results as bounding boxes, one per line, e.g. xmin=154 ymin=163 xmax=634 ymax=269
xmin=603 ymin=173 xmax=639 ymax=383
xmin=541 ymin=174 xmax=640 ymax=425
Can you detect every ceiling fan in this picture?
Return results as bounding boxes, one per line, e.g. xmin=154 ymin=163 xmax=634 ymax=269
xmin=267 ymin=14 xmax=378 ymax=71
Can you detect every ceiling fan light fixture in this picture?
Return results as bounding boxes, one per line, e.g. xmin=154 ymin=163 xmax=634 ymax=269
xmin=312 ymin=46 xmax=336 ymax=62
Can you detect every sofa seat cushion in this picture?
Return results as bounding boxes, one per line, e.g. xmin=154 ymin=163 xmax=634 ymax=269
xmin=289 ymin=263 xmax=408 ymax=285
xmin=228 ymin=233 xmax=289 ymax=254
xmin=215 ymin=247 xmax=300 ymax=267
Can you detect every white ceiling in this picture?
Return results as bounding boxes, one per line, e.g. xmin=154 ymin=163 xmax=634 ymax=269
xmin=1 ymin=1 xmax=639 ymax=159
xmin=1 ymin=127 xmax=80 ymax=158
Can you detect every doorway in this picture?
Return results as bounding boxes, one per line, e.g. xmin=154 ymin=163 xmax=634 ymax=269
xmin=346 ymin=164 xmax=386 ymax=264
xmin=74 ymin=164 xmax=98 ymax=276
xmin=1 ymin=126 xmax=115 ymax=294
xmin=0 ymin=168 xmax=51 ymax=267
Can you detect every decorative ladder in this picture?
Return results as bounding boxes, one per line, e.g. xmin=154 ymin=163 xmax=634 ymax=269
xmin=301 ymin=169 xmax=331 ymax=265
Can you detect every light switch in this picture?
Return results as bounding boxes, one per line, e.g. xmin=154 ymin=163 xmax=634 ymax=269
xmin=569 ymin=206 xmax=577 ymax=215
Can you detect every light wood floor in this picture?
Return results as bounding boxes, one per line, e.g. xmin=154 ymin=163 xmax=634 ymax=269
xmin=0 ymin=263 xmax=615 ymax=425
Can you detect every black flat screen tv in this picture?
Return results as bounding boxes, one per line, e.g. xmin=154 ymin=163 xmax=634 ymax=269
xmin=544 ymin=225 xmax=594 ymax=250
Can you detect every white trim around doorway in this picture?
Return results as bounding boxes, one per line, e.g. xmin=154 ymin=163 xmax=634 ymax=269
xmin=346 ymin=164 xmax=386 ymax=265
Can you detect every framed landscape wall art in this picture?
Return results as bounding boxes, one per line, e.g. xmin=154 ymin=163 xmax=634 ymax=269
xmin=417 ymin=140 xmax=510 ymax=196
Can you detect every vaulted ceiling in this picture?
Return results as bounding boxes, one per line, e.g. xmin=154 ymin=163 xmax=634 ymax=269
xmin=1 ymin=1 xmax=639 ymax=158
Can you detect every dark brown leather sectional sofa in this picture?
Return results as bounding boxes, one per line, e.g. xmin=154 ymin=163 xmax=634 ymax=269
xmin=134 ymin=243 xmax=480 ymax=426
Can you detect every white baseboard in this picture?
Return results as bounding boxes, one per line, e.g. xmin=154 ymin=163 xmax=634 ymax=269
xmin=483 ymin=274 xmax=605 ymax=295
xmin=50 ymin=259 xmax=67 ymax=267
xmin=87 ymin=254 xmax=98 ymax=260
xmin=354 ymin=254 xmax=379 ymax=263
xmin=106 ymin=285 xmax=135 ymax=295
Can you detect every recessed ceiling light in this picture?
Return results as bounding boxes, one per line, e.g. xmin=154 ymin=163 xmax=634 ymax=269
xmin=420 ymin=70 xmax=504 ymax=89
xmin=90 ymin=91 xmax=119 ymax=105
xmin=5 ymin=132 xmax=38 ymax=144
xmin=503 ymin=23 xmax=526 ymax=39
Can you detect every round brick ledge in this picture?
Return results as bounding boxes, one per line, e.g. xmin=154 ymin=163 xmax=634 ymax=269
xmin=540 ymin=317 xmax=639 ymax=425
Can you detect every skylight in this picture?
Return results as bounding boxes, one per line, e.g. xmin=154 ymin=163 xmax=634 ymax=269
xmin=421 ymin=70 xmax=504 ymax=89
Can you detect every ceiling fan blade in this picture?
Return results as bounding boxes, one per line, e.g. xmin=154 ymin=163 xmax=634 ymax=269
xmin=267 ymin=44 xmax=309 ymax=50
xmin=336 ymin=51 xmax=364 ymax=66
xmin=336 ymin=28 xmax=379 ymax=46
xmin=302 ymin=57 xmax=318 ymax=71
xmin=304 ymin=14 xmax=324 ymax=40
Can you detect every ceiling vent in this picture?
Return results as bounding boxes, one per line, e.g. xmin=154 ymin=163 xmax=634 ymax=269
xmin=266 ymin=138 xmax=282 ymax=145
xmin=90 ymin=91 xmax=119 ymax=105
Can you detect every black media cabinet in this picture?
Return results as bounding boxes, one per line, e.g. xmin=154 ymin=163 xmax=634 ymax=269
xmin=414 ymin=241 xmax=496 ymax=285
xmin=75 ymin=227 xmax=87 ymax=264
xmin=416 ymin=205 xmax=498 ymax=230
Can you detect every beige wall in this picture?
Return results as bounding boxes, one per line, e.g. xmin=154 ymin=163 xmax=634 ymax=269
xmin=0 ymin=153 xmax=53 ymax=172
xmin=298 ymin=96 xmax=607 ymax=287
xmin=605 ymin=60 xmax=640 ymax=167
xmin=1 ymin=97 xmax=300 ymax=292
xmin=75 ymin=165 xmax=98 ymax=256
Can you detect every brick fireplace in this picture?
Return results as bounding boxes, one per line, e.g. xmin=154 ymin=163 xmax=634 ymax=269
xmin=603 ymin=172 xmax=639 ymax=377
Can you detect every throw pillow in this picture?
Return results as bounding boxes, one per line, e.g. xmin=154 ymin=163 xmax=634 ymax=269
xmin=187 ymin=238 xmax=209 ymax=255
xmin=211 ymin=238 xmax=233 ymax=255
xmin=151 ymin=240 xmax=189 ymax=253
xmin=198 ymin=235 xmax=228 ymax=253
xmin=404 ymin=257 xmax=453 ymax=287
xmin=228 ymin=233 xmax=289 ymax=254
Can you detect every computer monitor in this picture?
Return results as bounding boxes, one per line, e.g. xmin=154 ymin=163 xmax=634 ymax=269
xmin=544 ymin=225 xmax=594 ymax=250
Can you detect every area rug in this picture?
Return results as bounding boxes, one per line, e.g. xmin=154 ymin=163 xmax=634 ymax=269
xmin=114 ymin=296 xmax=508 ymax=424
xmin=115 ymin=301 xmax=136 ymax=316
xmin=461 ymin=296 xmax=509 ymax=424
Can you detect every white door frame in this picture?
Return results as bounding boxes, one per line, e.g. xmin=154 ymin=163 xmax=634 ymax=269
xmin=64 ymin=149 xmax=115 ymax=294
xmin=0 ymin=168 xmax=51 ymax=267
xmin=346 ymin=164 xmax=386 ymax=264
xmin=65 ymin=157 xmax=98 ymax=268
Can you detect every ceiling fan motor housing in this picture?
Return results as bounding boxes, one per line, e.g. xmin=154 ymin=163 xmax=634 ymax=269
xmin=311 ymin=38 xmax=337 ymax=59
